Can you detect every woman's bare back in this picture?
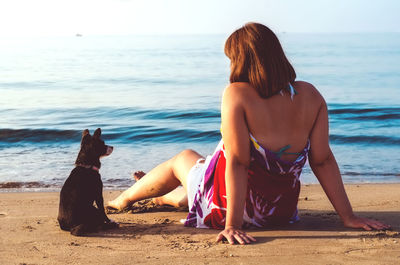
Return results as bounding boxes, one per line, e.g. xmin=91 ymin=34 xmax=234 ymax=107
xmin=234 ymin=81 xmax=323 ymax=162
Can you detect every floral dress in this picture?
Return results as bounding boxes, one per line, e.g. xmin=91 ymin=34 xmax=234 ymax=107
xmin=184 ymin=134 xmax=310 ymax=229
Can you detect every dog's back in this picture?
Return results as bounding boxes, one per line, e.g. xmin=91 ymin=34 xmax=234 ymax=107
xmin=58 ymin=167 xmax=102 ymax=230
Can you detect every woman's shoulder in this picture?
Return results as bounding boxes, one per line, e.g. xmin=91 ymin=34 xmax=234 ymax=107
xmin=227 ymin=80 xmax=321 ymax=94
xmin=223 ymin=82 xmax=257 ymax=100
xmin=293 ymin=80 xmax=325 ymax=105
xmin=224 ymin=81 xmax=326 ymax=105
xmin=293 ymin=80 xmax=317 ymax=92
xmin=225 ymin=82 xmax=254 ymax=92
xmin=222 ymin=83 xmax=262 ymax=112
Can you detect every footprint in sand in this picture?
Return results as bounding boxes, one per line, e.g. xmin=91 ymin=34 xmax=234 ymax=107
xmin=0 ymin=212 xmax=7 ymax=217
xmin=23 ymin=225 xmax=36 ymax=231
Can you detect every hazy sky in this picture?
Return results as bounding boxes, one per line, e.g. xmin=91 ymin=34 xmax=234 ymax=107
xmin=0 ymin=0 xmax=399 ymax=36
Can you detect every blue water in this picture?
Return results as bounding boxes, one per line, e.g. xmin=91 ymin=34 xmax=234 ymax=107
xmin=0 ymin=33 xmax=399 ymax=190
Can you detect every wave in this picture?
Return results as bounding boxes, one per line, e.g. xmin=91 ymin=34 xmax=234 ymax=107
xmin=0 ymin=181 xmax=53 ymax=189
xmin=0 ymin=81 xmax=57 ymax=89
xmin=142 ymin=109 xmax=220 ymax=120
xmin=2 ymin=107 xmax=220 ymax=121
xmin=0 ymin=127 xmax=221 ymax=144
xmin=342 ymin=114 xmax=400 ymax=120
xmin=4 ymin=105 xmax=400 ymax=124
xmin=109 ymin=108 xmax=220 ymax=120
xmin=330 ymin=135 xmax=400 ymax=145
xmin=328 ymin=106 xmax=400 ymax=121
xmin=0 ymin=129 xmax=80 ymax=143
xmin=1 ymin=127 xmax=399 ymax=146
xmin=108 ymin=127 xmax=221 ymax=143
xmin=329 ymin=107 xmax=400 ymax=114
xmin=342 ymin=171 xmax=400 ymax=177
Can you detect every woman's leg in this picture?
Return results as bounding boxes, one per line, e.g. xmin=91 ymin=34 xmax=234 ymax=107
xmin=152 ymin=186 xmax=188 ymax=207
xmin=107 ymin=149 xmax=203 ymax=210
xmin=133 ymin=171 xmax=189 ymax=207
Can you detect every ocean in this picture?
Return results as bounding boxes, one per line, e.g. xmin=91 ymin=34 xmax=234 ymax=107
xmin=0 ymin=33 xmax=399 ymax=191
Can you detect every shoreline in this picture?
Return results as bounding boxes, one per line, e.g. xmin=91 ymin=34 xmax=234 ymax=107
xmin=1 ymin=182 xmax=400 ymax=194
xmin=1 ymin=184 xmax=399 ymax=264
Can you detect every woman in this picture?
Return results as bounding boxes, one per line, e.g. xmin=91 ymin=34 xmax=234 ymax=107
xmin=108 ymin=23 xmax=390 ymax=244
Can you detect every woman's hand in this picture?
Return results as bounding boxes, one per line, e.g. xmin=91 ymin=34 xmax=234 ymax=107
xmin=216 ymin=227 xmax=256 ymax=245
xmin=342 ymin=214 xmax=391 ymax=231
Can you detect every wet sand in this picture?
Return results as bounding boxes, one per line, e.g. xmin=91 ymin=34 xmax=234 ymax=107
xmin=0 ymin=184 xmax=399 ymax=265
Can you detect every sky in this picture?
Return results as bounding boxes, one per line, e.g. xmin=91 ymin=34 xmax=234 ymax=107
xmin=0 ymin=0 xmax=399 ymax=36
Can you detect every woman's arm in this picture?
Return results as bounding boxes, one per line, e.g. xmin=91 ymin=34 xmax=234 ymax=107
xmin=309 ymin=98 xmax=390 ymax=230
xmin=216 ymin=84 xmax=256 ymax=245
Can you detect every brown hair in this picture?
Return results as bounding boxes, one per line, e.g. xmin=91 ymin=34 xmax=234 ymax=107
xmin=224 ymin=22 xmax=296 ymax=98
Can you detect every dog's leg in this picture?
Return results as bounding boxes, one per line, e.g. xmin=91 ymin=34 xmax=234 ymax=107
xmin=58 ymin=219 xmax=70 ymax=231
xmin=70 ymin=224 xmax=87 ymax=236
xmin=96 ymin=198 xmax=110 ymax=223
xmin=94 ymin=182 xmax=111 ymax=223
xmin=86 ymin=205 xmax=117 ymax=232
xmin=102 ymin=220 xmax=119 ymax=230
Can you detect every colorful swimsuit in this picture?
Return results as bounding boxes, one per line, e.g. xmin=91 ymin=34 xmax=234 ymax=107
xmin=184 ymin=84 xmax=310 ymax=229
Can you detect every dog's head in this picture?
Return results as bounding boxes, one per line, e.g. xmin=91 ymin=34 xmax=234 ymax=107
xmin=75 ymin=128 xmax=113 ymax=168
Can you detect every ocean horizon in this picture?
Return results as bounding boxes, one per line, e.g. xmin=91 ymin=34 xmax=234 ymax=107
xmin=0 ymin=33 xmax=399 ymax=191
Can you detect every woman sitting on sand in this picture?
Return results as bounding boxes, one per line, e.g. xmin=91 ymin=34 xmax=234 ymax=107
xmin=108 ymin=22 xmax=390 ymax=244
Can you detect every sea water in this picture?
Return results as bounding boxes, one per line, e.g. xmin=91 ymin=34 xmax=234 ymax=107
xmin=0 ymin=33 xmax=399 ymax=190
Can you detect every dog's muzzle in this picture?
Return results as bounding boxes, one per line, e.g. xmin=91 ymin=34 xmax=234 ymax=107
xmin=105 ymin=145 xmax=114 ymax=156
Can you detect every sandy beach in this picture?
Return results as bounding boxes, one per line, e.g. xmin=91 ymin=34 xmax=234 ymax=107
xmin=0 ymin=184 xmax=399 ymax=265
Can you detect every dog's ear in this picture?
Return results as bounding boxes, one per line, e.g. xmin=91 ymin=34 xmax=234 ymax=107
xmin=82 ymin=129 xmax=90 ymax=137
xmin=93 ymin=128 xmax=101 ymax=138
xmin=81 ymin=129 xmax=91 ymax=143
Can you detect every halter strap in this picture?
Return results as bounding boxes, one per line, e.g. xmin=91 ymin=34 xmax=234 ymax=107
xmin=288 ymin=83 xmax=298 ymax=97
xmin=280 ymin=83 xmax=297 ymax=100
xmin=272 ymin=145 xmax=302 ymax=158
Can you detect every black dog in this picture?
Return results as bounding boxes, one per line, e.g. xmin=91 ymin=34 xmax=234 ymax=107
xmin=58 ymin=128 xmax=117 ymax=236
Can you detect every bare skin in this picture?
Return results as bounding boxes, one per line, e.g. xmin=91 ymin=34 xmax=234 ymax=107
xmin=133 ymin=170 xmax=188 ymax=208
xmin=132 ymin=171 xmax=146 ymax=181
xmin=108 ymin=80 xmax=390 ymax=245
xmin=107 ymin=150 xmax=203 ymax=210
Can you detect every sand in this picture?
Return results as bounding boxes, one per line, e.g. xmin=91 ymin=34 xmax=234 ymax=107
xmin=0 ymin=184 xmax=399 ymax=265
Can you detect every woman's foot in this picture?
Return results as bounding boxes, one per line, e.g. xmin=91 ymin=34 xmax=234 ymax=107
xmin=132 ymin=171 xmax=146 ymax=181
xmin=106 ymin=171 xmax=147 ymax=212
xmin=152 ymin=197 xmax=163 ymax=206
xmin=106 ymin=200 xmax=123 ymax=212
xmin=151 ymin=186 xmax=188 ymax=208
xmin=106 ymin=193 xmax=130 ymax=212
